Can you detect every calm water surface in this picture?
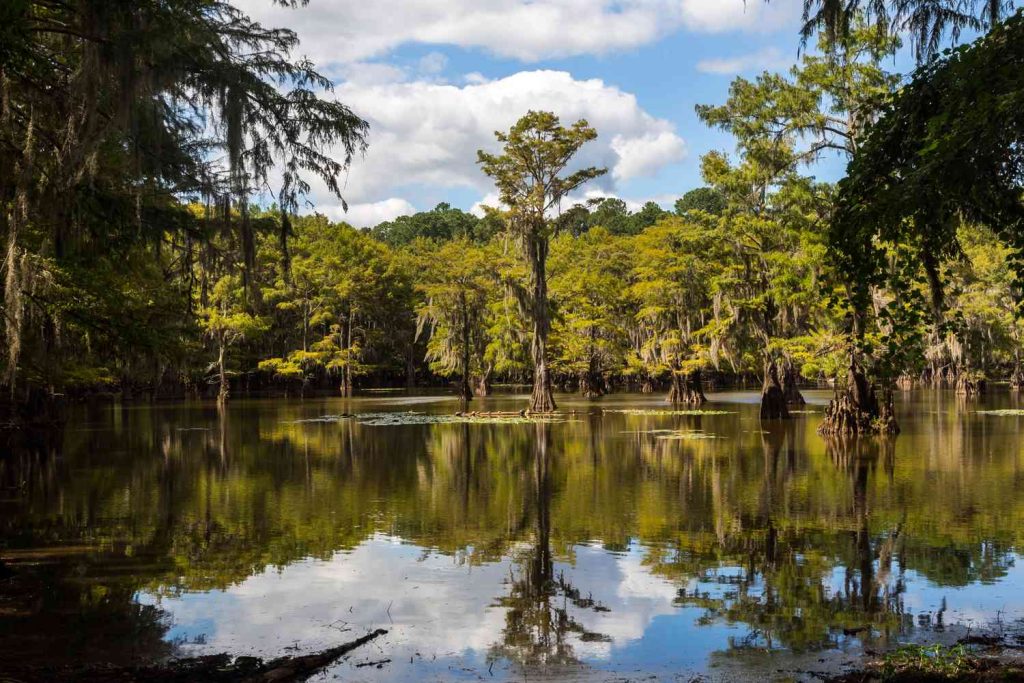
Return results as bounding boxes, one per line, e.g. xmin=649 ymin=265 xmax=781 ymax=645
xmin=2 ymin=390 xmax=1024 ymax=681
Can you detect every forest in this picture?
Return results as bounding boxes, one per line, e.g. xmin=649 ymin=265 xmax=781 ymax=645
xmin=1 ymin=0 xmax=1023 ymax=437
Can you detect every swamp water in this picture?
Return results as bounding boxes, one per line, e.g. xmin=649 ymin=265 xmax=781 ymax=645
xmin=2 ymin=389 xmax=1024 ymax=681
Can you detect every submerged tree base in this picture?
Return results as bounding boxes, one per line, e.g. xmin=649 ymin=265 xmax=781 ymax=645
xmin=781 ymin=361 xmax=806 ymax=406
xmin=818 ymin=365 xmax=899 ymax=436
xmin=955 ymin=374 xmax=985 ymax=397
xmin=579 ymin=371 xmax=606 ymax=399
xmin=667 ymin=369 xmax=706 ymax=406
xmin=760 ymin=362 xmax=790 ymax=420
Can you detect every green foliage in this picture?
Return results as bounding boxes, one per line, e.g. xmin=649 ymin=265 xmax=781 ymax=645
xmin=786 ymin=0 xmax=1014 ymax=62
xmin=0 ymin=0 xmax=367 ymax=399
xmin=477 ymin=111 xmax=606 ymax=227
xmin=880 ymin=644 xmax=977 ymax=680
xmin=675 ymin=188 xmax=727 ymax=217
xmin=371 ymin=203 xmax=492 ymax=246
xmin=414 ymin=238 xmax=495 ymax=391
xmin=832 ymin=11 xmax=1024 ymax=315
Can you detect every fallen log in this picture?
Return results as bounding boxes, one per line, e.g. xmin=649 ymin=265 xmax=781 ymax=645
xmin=5 ymin=629 xmax=388 ymax=683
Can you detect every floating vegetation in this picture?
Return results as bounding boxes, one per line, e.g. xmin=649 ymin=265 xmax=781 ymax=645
xmin=284 ymin=411 xmax=568 ymax=426
xmin=789 ymin=410 xmax=821 ymax=414
xmin=976 ymin=409 xmax=1024 ymax=416
xmin=358 ymin=411 xmax=567 ymax=426
xmin=656 ymin=430 xmax=720 ymax=440
xmin=284 ymin=415 xmax=355 ymax=424
xmin=603 ymin=409 xmax=734 ymax=416
xmin=623 ymin=428 xmax=720 ymax=440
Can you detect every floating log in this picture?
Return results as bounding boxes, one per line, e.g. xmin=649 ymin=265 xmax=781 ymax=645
xmin=6 ymin=629 xmax=388 ymax=682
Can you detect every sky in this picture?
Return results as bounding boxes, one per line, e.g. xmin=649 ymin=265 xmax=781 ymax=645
xmin=229 ymin=0 xmax=904 ymax=227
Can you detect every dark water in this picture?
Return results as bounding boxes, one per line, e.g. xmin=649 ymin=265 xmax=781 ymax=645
xmin=2 ymin=389 xmax=1024 ymax=681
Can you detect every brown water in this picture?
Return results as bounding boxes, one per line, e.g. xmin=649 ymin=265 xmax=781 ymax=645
xmin=2 ymin=389 xmax=1024 ymax=681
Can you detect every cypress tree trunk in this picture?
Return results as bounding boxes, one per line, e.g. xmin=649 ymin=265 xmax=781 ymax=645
xmin=216 ymin=338 xmax=228 ymax=406
xmin=667 ymin=367 xmax=706 ymax=405
xmin=458 ymin=294 xmax=473 ymax=404
xmin=759 ymin=360 xmax=790 ymax=420
xmin=955 ymin=372 xmax=984 ymax=397
xmin=475 ymin=364 xmax=493 ymax=397
xmin=405 ymin=347 xmax=417 ymax=389
xmin=781 ymin=360 xmax=805 ymax=406
xmin=342 ymin=304 xmax=355 ymax=397
xmin=1011 ymin=361 xmax=1024 ymax=392
xmin=818 ymin=361 xmax=899 ymax=435
xmin=580 ymin=351 xmax=605 ymax=399
xmin=527 ymin=233 xmax=556 ymax=413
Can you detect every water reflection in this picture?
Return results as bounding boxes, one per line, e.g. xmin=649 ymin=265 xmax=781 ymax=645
xmin=1 ymin=391 xmax=1024 ymax=680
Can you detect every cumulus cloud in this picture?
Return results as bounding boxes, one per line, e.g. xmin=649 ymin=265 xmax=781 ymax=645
xmin=321 ymin=198 xmax=416 ymax=227
xmin=696 ymin=46 xmax=795 ymax=75
xmin=328 ymin=70 xmax=686 ymax=206
xmin=610 ymin=131 xmax=687 ymax=181
xmin=232 ymin=0 xmax=801 ymax=65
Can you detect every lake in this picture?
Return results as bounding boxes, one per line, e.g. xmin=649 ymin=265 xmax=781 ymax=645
xmin=2 ymin=389 xmax=1024 ymax=681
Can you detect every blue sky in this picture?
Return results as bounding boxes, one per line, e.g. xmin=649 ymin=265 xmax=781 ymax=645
xmin=232 ymin=0 xmax=922 ymax=227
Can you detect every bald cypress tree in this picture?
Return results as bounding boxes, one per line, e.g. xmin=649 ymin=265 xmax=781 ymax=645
xmin=477 ymin=112 xmax=605 ymax=413
xmin=0 ymin=0 xmax=367 ymax=417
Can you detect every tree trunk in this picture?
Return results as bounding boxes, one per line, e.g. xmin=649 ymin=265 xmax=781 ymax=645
xmin=579 ymin=372 xmax=602 ymax=399
xmin=761 ymin=360 xmax=790 ymax=419
xmin=1011 ymin=362 xmax=1024 ymax=392
xmin=405 ymin=347 xmax=417 ymax=390
xmin=458 ymin=294 xmax=473 ymax=404
xmin=955 ymin=372 xmax=984 ymax=397
xmin=580 ymin=353 xmax=605 ymax=399
xmin=818 ymin=361 xmax=899 ymax=435
xmin=216 ymin=338 xmax=228 ymax=406
xmin=341 ymin=304 xmax=354 ymax=397
xmin=781 ymin=360 xmax=805 ymax=406
xmin=475 ymin=364 xmax=493 ymax=397
xmin=759 ymin=360 xmax=790 ymax=420
xmin=527 ymin=233 xmax=556 ymax=413
xmin=667 ymin=367 xmax=706 ymax=406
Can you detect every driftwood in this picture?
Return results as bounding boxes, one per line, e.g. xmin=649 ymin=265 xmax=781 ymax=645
xmin=5 ymin=629 xmax=388 ymax=683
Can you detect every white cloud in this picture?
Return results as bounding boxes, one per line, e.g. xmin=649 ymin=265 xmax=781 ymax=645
xmin=679 ymin=0 xmax=795 ymax=33
xmin=321 ymin=198 xmax=416 ymax=227
xmin=610 ymin=131 xmax=687 ymax=181
xmin=231 ymin=0 xmax=801 ymax=65
xmin=417 ymin=51 xmax=449 ymax=75
xmin=696 ymin=46 xmax=795 ymax=75
xmin=327 ymin=70 xmax=686 ymax=207
xmin=463 ymin=72 xmax=489 ymax=85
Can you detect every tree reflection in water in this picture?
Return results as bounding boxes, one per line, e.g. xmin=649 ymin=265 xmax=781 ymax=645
xmin=489 ymin=422 xmax=611 ymax=668
xmin=2 ymin=394 xmax=1024 ymax=675
xmin=667 ymin=430 xmax=908 ymax=652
